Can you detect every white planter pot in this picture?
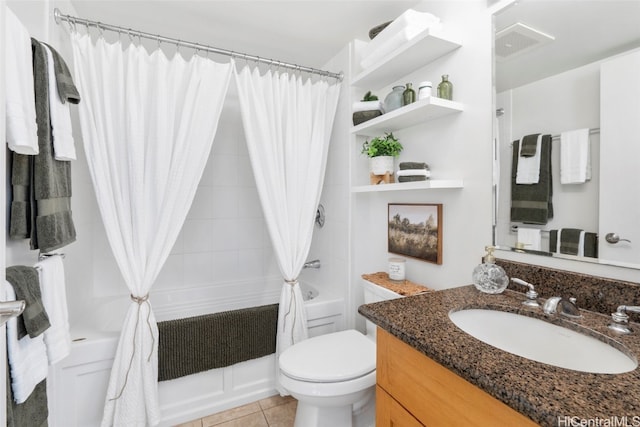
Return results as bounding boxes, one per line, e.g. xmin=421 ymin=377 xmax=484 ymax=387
xmin=369 ymin=156 xmax=394 ymax=175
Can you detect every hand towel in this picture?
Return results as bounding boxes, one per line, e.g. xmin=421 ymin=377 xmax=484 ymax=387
xmin=4 ymin=8 xmax=38 ymax=155
xmin=42 ymin=42 xmax=81 ymax=105
xmin=510 ymin=136 xmax=554 ymax=224
xmin=6 ymin=266 xmax=50 ymax=339
xmin=560 ymin=128 xmax=591 ymax=184
xmin=519 ymin=133 xmax=538 ymax=157
xmin=517 ymin=227 xmax=542 ymax=251
xmin=396 ymin=169 xmax=431 ymax=178
xmin=399 ymin=162 xmax=428 ymax=170
xmin=9 ymin=154 xmax=33 ymax=240
xmin=5 ymin=282 xmax=49 ymax=404
xmin=43 ymin=44 xmax=77 ymax=161
xmin=352 ymin=100 xmax=384 ymax=113
xmin=550 ymin=229 xmax=598 ymax=258
xmin=35 ymin=255 xmax=71 ymax=364
xmin=515 ymin=134 xmax=542 ymax=184
xmin=6 ymin=373 xmax=48 ymax=427
xmin=30 ymin=38 xmax=77 ymax=253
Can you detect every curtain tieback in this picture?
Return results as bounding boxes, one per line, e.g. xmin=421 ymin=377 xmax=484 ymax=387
xmin=109 ymin=292 xmax=154 ymax=402
xmin=130 ymin=293 xmax=149 ymax=304
xmin=285 ymin=279 xmax=298 ymax=286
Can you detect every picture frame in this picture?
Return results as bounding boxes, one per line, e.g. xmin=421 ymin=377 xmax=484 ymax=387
xmin=388 ymin=203 xmax=443 ymax=265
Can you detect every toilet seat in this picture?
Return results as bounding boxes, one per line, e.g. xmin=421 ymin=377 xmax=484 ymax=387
xmin=279 ymin=330 xmax=376 ymax=383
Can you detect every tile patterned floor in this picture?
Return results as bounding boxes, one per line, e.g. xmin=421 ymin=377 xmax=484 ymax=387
xmin=175 ymin=395 xmax=297 ymax=427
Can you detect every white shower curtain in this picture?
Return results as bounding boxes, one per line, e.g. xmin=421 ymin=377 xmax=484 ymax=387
xmin=234 ymin=66 xmax=341 ymax=393
xmin=71 ymin=33 xmax=233 ymax=426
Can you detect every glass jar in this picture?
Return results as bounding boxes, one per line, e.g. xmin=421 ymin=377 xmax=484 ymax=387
xmin=418 ymin=81 xmax=432 ymax=100
xmin=437 ymin=75 xmax=453 ymax=100
xmin=383 ymin=85 xmax=405 ymax=112
xmin=402 ymin=82 xmax=415 ymax=106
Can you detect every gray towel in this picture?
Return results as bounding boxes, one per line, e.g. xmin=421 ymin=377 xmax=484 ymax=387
xmin=6 ymin=266 xmax=50 ymax=339
xmin=399 ymin=162 xmax=428 ymax=170
xmin=29 ymin=38 xmax=76 ymax=253
xmin=9 ymin=154 xmax=32 ymax=239
xmin=519 ymin=133 xmax=539 ymax=157
xmin=510 ymin=136 xmax=554 ymax=224
xmin=398 ymin=176 xmax=427 ymax=182
xmin=353 ymin=110 xmax=382 ymax=125
xmin=42 ymin=42 xmax=80 ymax=104
xmin=549 ymin=229 xmax=598 ymax=258
xmin=6 ymin=364 xmax=48 ymax=427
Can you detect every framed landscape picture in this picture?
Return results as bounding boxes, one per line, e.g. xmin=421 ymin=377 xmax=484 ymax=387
xmin=388 ymin=203 xmax=443 ymax=265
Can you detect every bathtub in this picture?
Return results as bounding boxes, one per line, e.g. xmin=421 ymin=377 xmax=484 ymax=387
xmin=48 ymin=279 xmax=344 ymax=427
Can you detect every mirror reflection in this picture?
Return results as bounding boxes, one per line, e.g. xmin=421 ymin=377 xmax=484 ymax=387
xmin=493 ymin=0 xmax=640 ymax=268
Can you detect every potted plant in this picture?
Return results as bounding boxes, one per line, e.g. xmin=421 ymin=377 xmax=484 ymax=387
xmin=361 ymin=132 xmax=403 ymax=183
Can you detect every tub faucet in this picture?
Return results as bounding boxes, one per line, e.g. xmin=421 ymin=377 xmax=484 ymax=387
xmin=608 ymin=305 xmax=640 ymax=334
xmin=543 ymin=296 xmax=581 ymax=318
xmin=303 ymin=259 xmax=321 ymax=269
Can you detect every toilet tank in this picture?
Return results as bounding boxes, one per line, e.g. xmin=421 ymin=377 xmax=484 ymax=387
xmin=361 ymin=279 xmax=403 ymax=339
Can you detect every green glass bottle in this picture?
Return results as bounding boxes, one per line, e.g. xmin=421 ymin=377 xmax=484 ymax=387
xmin=437 ymin=75 xmax=453 ymax=100
xmin=402 ymin=83 xmax=415 ymax=106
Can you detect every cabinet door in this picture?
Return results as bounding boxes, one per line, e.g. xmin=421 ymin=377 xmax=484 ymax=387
xmin=376 ymin=386 xmax=424 ymax=427
xmin=599 ymin=50 xmax=640 ymax=265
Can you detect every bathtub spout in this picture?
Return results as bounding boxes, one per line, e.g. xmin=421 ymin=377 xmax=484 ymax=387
xmin=303 ymin=259 xmax=321 ymax=269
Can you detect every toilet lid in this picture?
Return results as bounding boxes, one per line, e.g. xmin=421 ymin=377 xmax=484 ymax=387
xmin=279 ymin=330 xmax=376 ymax=383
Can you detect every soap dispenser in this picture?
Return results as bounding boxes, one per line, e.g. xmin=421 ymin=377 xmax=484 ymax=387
xmin=472 ymin=246 xmax=509 ymax=294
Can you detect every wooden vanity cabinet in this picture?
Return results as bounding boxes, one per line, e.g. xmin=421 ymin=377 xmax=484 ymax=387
xmin=376 ymin=328 xmax=539 ymax=427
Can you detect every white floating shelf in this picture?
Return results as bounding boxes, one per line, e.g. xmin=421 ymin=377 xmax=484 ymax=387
xmin=351 ymin=179 xmax=464 ymax=193
xmin=351 ymin=96 xmax=464 ymax=136
xmin=352 ymin=29 xmax=462 ymax=89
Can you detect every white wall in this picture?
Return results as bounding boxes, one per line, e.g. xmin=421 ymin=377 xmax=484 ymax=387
xmin=349 ymin=1 xmax=495 ymax=331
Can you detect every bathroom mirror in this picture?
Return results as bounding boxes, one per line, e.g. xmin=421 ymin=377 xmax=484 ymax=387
xmin=492 ymin=0 xmax=640 ymax=269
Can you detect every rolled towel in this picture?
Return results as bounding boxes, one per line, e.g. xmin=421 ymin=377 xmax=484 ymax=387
xmin=399 ymin=162 xmax=428 ymax=170
xmin=352 ymin=100 xmax=384 ymax=113
xmin=353 ymin=111 xmax=382 ymax=126
xmin=397 ymin=169 xmax=430 ymax=178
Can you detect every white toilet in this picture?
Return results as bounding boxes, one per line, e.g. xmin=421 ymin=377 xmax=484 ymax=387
xmin=278 ymin=280 xmax=402 ymax=427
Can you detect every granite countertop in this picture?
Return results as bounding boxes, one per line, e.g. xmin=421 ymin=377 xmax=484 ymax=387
xmin=359 ymin=285 xmax=640 ymax=426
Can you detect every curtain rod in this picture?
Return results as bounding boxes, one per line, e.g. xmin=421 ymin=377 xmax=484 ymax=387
xmin=53 ymin=8 xmax=343 ymax=81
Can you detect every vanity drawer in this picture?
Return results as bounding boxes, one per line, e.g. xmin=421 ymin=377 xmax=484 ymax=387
xmin=376 ymin=328 xmax=538 ymax=426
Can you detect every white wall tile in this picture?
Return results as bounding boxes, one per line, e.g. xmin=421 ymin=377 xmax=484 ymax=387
xmin=181 ymin=219 xmax=214 ymax=253
xmin=183 ymin=252 xmax=214 ymax=286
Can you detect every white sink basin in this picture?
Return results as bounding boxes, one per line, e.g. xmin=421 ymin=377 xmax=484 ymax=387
xmin=449 ymin=309 xmax=637 ymax=374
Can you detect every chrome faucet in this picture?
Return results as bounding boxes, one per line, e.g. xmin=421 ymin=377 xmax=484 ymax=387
xmin=608 ymin=305 xmax=640 ymax=334
xmin=542 ymin=296 xmax=581 ymax=318
xmin=510 ymin=278 xmax=540 ymax=307
xmin=303 ymin=259 xmax=321 ymax=269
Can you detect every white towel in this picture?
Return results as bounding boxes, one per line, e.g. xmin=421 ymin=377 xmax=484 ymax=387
xmin=560 ymin=128 xmax=591 ymax=184
xmin=515 ymin=134 xmax=542 ymax=184
xmin=35 ymin=255 xmax=72 ymax=364
xmin=5 ymin=282 xmax=49 ymax=404
xmin=360 ymin=9 xmax=441 ymax=69
xmin=396 ymin=168 xmax=431 ymax=178
xmin=5 ymin=8 xmax=39 ymax=155
xmin=517 ymin=227 xmax=541 ymax=251
xmin=43 ymin=45 xmax=77 ymax=161
xmin=352 ymin=100 xmax=385 ymax=113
